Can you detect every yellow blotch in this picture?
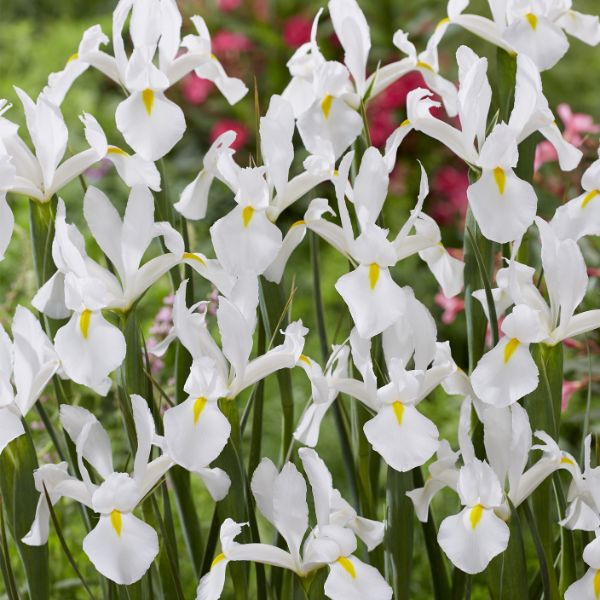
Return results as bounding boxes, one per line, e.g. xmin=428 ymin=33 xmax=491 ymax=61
xmin=594 ymin=569 xmax=600 ymax=598
xmin=337 ymin=556 xmax=356 ymax=579
xmin=392 ymin=401 xmax=405 ymax=425
xmin=242 ymin=206 xmax=254 ymax=227
xmin=560 ymin=456 xmax=574 ymax=466
xmin=211 ymin=553 xmax=226 ymax=570
xmin=503 ymin=338 xmax=520 ymax=363
xmin=368 ymin=263 xmax=380 ymax=290
xmin=333 ymin=169 xmax=339 ymax=177
xmin=79 ymin=309 xmax=92 ymax=339
xmin=400 ymin=119 xmax=411 ymax=127
xmin=67 ymin=53 xmax=79 ymax=64
xmin=436 ymin=17 xmax=450 ymax=28
xmin=525 ymin=12 xmax=538 ymax=30
xmin=291 ymin=219 xmax=305 ymax=228
xmin=107 ymin=145 xmax=129 ymax=157
xmin=182 ymin=252 xmax=206 ymax=266
xmin=493 ymin=167 xmax=506 ymax=195
xmin=321 ymin=95 xmax=334 ymax=119
xmin=581 ymin=189 xmax=600 ymax=208
xmin=299 ymin=355 xmax=312 ymax=366
xmin=110 ymin=510 xmax=123 ymax=537
xmin=469 ymin=504 xmax=484 ymax=529
xmin=193 ymin=397 xmax=208 ymax=424
xmin=416 ymin=60 xmax=434 ymax=72
xmin=142 ymin=88 xmax=154 ymax=116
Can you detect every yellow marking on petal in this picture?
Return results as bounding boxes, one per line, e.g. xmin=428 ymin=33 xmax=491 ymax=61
xmin=211 ymin=553 xmax=226 ymax=569
xmin=392 ymin=401 xmax=405 ymax=425
xmin=242 ymin=206 xmax=254 ymax=227
xmin=291 ymin=219 xmax=305 ymax=228
xmin=110 ymin=510 xmax=122 ymax=537
xmin=321 ymin=94 xmax=334 ymax=119
xmin=333 ymin=169 xmax=339 ymax=177
xmin=581 ymin=189 xmax=600 ymax=208
xmin=416 ymin=60 xmax=434 ymax=72
xmin=469 ymin=504 xmax=484 ymax=529
xmin=79 ymin=309 xmax=92 ymax=339
xmin=142 ymin=88 xmax=154 ymax=116
xmin=182 ymin=252 xmax=206 ymax=266
xmin=400 ymin=119 xmax=411 ymax=127
xmin=525 ymin=12 xmax=538 ymax=30
xmin=107 ymin=145 xmax=129 ymax=156
xmin=299 ymin=354 xmax=312 ymax=366
xmin=368 ymin=263 xmax=380 ymax=290
xmin=560 ymin=456 xmax=574 ymax=466
xmin=193 ymin=397 xmax=208 ymax=424
xmin=210 ymin=53 xmax=218 ymax=60
xmin=67 ymin=53 xmax=79 ymax=64
xmin=337 ymin=556 xmax=356 ymax=579
xmin=503 ymin=338 xmax=520 ymax=363
xmin=437 ymin=17 xmax=450 ymax=28
xmin=594 ymin=569 xmax=600 ymax=598
xmin=493 ymin=167 xmax=506 ymax=195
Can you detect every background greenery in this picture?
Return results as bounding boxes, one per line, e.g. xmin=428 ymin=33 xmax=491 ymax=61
xmin=0 ymin=0 xmax=599 ymax=598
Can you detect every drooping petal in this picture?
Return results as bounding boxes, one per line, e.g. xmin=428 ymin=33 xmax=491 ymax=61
xmin=115 ymin=90 xmax=186 ymax=161
xmin=437 ymin=506 xmax=509 ymax=574
xmin=363 ymin=403 xmax=439 ymax=472
xmin=471 ymin=337 xmax=538 ymax=407
xmin=82 ymin=512 xmax=158 ymax=585
xmin=0 ymin=406 xmax=24 ymax=455
xmin=163 ymin=397 xmax=231 ymax=472
xmin=335 ymin=265 xmax=405 ymax=339
xmin=324 ymin=555 xmax=392 ymax=600
xmin=54 ymin=311 xmax=126 ymax=396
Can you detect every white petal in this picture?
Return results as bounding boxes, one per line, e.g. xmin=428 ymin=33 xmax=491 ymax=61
xmin=83 ymin=512 xmax=158 ymax=585
xmin=298 ymin=447 xmax=333 ymax=528
xmin=557 ymin=10 xmax=600 ymax=46
xmin=467 ymin=169 xmax=536 ymax=243
xmin=438 ymin=506 xmax=509 ymax=574
xmin=210 ymin=206 xmax=283 ymax=277
xmin=550 ymin=191 xmax=600 ymax=241
xmin=471 ymin=337 xmax=538 ymax=407
xmin=54 ymin=311 xmax=126 ymax=396
xmin=0 ymin=192 xmax=14 ymax=261
xmin=324 ymin=556 xmax=392 ymax=600
xmin=115 ymin=90 xmax=186 ymax=161
xmin=564 ymin=567 xmax=600 ymax=600
xmin=503 ymin=15 xmax=569 ymax=71
xmin=163 ymin=398 xmax=231 ymax=472
xmin=195 ymin=467 xmax=231 ymax=501
xmin=363 ymin=403 xmax=439 ymax=472
xmin=195 ymin=554 xmax=229 ymax=600
xmin=263 ymin=222 xmax=307 ymax=284
xmin=0 ymin=406 xmax=24 ymax=455
xmin=335 ymin=265 xmax=405 ymax=339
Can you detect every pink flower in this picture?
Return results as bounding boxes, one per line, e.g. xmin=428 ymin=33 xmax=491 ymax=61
xmin=367 ymin=102 xmax=396 ymax=147
xmin=535 ymin=103 xmax=600 ymax=171
xmin=210 ymin=119 xmax=248 ymax=151
xmin=283 ymin=15 xmax=312 ymax=48
xmin=379 ymin=72 xmax=426 ymax=110
xmin=212 ymin=31 xmax=252 ymax=56
xmin=430 ymin=166 xmax=469 ymax=225
xmin=435 ymin=293 xmax=465 ymax=325
xmin=218 ymin=0 xmax=242 ymax=11
xmin=562 ymin=379 xmax=586 ymax=412
xmin=182 ymin=74 xmax=213 ymax=105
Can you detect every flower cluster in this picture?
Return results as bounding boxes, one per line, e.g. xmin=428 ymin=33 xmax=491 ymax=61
xmin=1 ymin=0 xmax=600 ymax=598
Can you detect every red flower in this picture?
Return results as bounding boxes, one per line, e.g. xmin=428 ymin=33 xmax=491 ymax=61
xmin=218 ymin=0 xmax=242 ymax=11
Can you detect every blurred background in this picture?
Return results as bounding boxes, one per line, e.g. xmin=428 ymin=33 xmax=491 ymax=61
xmin=0 ymin=0 xmax=599 ymax=597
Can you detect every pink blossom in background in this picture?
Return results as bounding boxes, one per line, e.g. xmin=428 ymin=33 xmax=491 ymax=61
xmin=283 ymin=15 xmax=312 ymax=48
xmin=211 ymin=119 xmax=248 ymax=150
xmin=212 ymin=30 xmax=253 ymax=56
xmin=562 ymin=379 xmax=586 ymax=412
xmin=182 ymin=73 xmax=214 ymax=105
xmin=535 ymin=103 xmax=600 ymax=171
xmin=435 ymin=293 xmax=464 ymax=324
xmin=367 ymin=100 xmax=396 ymax=147
xmin=218 ymin=0 xmax=242 ymax=11
xmin=430 ymin=166 xmax=469 ymax=225
xmin=379 ymin=72 xmax=426 ymax=110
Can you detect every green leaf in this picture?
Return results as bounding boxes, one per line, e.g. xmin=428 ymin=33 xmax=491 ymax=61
xmin=487 ymin=503 xmax=528 ymax=599
xmin=0 ymin=432 xmax=50 ymax=600
xmin=495 ymin=49 xmax=516 ymax=122
xmin=385 ymin=468 xmax=414 ymax=599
